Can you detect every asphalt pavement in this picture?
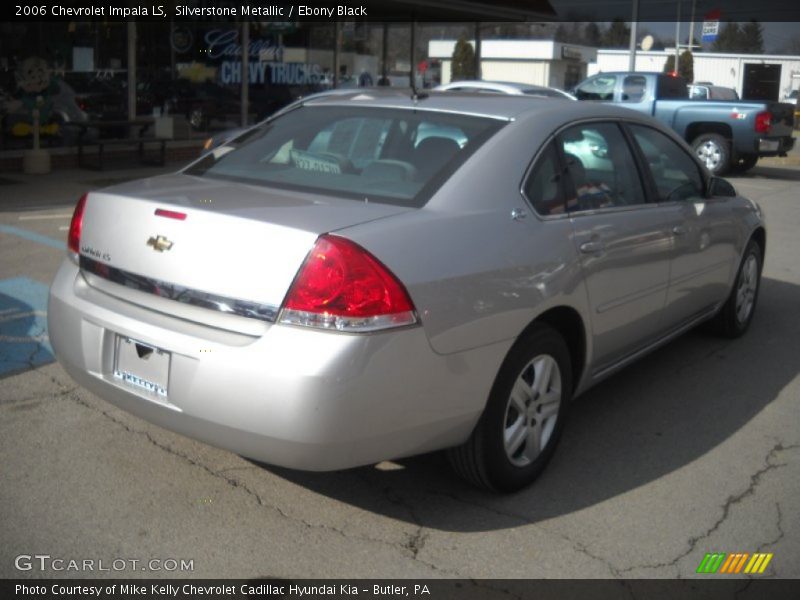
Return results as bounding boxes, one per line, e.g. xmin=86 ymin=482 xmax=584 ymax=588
xmin=0 ymin=160 xmax=798 ymax=583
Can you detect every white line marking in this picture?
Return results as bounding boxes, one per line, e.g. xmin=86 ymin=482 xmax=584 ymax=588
xmin=18 ymin=214 xmax=72 ymax=221
xmin=58 ymin=226 xmax=69 ymax=231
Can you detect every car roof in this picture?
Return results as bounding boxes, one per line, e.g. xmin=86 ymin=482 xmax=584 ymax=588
xmin=299 ymin=88 xmax=666 ymax=124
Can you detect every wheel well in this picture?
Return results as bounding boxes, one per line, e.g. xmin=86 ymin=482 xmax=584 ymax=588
xmin=522 ymin=306 xmax=586 ymax=392
xmin=750 ymin=227 xmax=766 ymax=260
xmin=686 ymin=122 xmax=732 ymax=144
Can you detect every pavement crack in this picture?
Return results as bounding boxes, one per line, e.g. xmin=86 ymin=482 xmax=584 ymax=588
xmin=63 ymin=390 xmax=456 ymax=574
xmin=426 ymin=490 xmax=622 ymax=578
xmin=618 ymin=441 xmax=798 ymax=576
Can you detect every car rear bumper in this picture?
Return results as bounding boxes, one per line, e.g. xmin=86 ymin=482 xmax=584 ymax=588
xmin=48 ymin=260 xmax=502 ymax=471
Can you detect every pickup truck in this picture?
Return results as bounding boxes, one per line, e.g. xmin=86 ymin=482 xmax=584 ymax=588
xmin=574 ymin=72 xmax=795 ymax=174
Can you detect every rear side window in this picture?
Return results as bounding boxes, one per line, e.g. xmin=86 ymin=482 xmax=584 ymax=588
xmin=575 ymin=75 xmax=616 ymax=101
xmin=186 ymin=106 xmax=504 ymax=207
xmin=628 ymin=124 xmax=704 ymax=202
xmin=523 ymin=142 xmax=565 ymax=215
xmin=622 ymin=75 xmax=647 ymax=102
xmin=556 ymin=122 xmax=646 ymax=211
xmin=689 ymin=85 xmax=709 ymax=100
xmin=657 ymin=75 xmax=689 ymax=99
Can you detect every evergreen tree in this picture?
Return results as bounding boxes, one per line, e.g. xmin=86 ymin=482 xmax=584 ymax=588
xmin=740 ymin=20 xmax=764 ymax=53
xmin=711 ymin=22 xmax=742 ymax=52
xmin=584 ymin=22 xmax=602 ymax=47
xmin=679 ymin=50 xmax=694 ymax=82
xmin=451 ymin=35 xmax=476 ymax=81
xmin=604 ymin=19 xmax=630 ymax=48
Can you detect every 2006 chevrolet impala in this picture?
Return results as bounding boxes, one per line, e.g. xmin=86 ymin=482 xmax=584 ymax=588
xmin=49 ymin=90 xmax=765 ymax=491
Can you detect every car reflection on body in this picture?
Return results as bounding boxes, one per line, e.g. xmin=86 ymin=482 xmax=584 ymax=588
xmin=49 ymin=89 xmax=764 ymax=491
xmin=434 ymin=79 xmax=577 ymax=100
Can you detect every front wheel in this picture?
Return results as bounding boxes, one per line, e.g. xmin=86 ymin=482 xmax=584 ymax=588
xmin=448 ymin=324 xmax=572 ymax=492
xmin=692 ymin=133 xmax=731 ymax=175
xmin=710 ymin=239 xmax=762 ymax=338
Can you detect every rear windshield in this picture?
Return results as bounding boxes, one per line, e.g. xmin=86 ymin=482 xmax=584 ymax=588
xmin=185 ymin=105 xmax=505 ymax=207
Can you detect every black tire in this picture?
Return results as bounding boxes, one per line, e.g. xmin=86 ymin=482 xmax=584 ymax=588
xmin=448 ymin=324 xmax=573 ymax=492
xmin=710 ymin=238 xmax=762 ymax=338
xmin=692 ymin=133 xmax=731 ymax=176
xmin=731 ymin=154 xmax=758 ymax=173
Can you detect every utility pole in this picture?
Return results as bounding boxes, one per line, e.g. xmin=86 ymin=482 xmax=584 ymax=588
xmin=674 ymin=0 xmax=682 ymax=75
xmin=628 ymin=0 xmax=639 ymax=71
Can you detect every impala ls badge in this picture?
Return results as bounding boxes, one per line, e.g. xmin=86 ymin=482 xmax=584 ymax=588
xmin=147 ymin=235 xmax=174 ymax=252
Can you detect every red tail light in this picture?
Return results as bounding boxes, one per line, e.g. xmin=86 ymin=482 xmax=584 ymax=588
xmin=279 ymin=234 xmax=417 ymax=332
xmin=67 ymin=193 xmax=88 ymax=257
xmin=755 ymin=111 xmax=772 ymax=134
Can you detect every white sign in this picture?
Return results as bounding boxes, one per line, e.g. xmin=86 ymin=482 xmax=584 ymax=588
xmin=702 ymin=20 xmax=719 ymax=43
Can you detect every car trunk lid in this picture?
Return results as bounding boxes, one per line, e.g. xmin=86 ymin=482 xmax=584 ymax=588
xmin=77 ymin=174 xmax=412 ymax=333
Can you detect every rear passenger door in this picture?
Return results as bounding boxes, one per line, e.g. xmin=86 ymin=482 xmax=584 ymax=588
xmin=561 ymin=122 xmax=681 ymax=372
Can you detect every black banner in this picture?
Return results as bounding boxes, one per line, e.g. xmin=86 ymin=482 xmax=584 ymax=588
xmin=5 ymin=579 xmax=800 ymax=600
xmin=3 ymin=0 xmax=800 ymax=23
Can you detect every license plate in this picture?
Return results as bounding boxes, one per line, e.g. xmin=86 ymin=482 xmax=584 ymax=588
xmin=114 ymin=336 xmax=170 ymax=398
xmin=759 ymin=139 xmax=779 ymax=152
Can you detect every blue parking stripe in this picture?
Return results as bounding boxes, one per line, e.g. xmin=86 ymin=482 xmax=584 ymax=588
xmin=0 ymin=277 xmax=54 ymax=377
xmin=0 ymin=224 xmax=65 ymax=251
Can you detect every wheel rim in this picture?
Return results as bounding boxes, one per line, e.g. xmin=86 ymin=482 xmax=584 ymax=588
xmin=696 ymin=140 xmax=722 ymax=170
xmin=503 ymin=354 xmax=562 ymax=467
xmin=735 ymin=254 xmax=758 ymax=325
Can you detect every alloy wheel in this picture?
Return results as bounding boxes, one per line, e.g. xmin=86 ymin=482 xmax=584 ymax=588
xmin=503 ymin=354 xmax=562 ymax=467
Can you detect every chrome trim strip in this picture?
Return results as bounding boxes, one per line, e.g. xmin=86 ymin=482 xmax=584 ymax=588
xmin=79 ymin=256 xmax=279 ymax=323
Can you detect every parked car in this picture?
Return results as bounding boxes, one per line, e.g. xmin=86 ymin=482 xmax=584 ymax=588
xmin=688 ymin=83 xmax=739 ymax=101
xmin=435 ymin=80 xmax=577 ymax=100
xmin=574 ymin=71 xmax=795 ymax=174
xmin=50 ymin=90 xmax=765 ymax=492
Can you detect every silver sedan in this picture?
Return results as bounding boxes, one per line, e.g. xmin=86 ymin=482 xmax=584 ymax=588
xmin=49 ymin=90 xmax=764 ymax=492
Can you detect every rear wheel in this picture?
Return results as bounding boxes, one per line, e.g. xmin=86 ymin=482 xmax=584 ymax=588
xmin=692 ymin=133 xmax=731 ymax=175
xmin=710 ymin=238 xmax=762 ymax=338
xmin=448 ymin=324 xmax=572 ymax=492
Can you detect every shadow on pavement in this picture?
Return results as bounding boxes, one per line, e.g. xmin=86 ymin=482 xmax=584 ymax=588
xmin=739 ymin=165 xmax=800 ymax=181
xmin=258 ymin=276 xmax=799 ymax=531
xmin=0 ymin=290 xmax=53 ymax=378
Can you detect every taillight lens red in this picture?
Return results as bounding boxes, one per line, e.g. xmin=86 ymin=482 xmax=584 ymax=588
xmin=755 ymin=111 xmax=772 ymax=134
xmin=279 ymin=234 xmax=417 ymax=332
xmin=67 ymin=193 xmax=88 ymax=257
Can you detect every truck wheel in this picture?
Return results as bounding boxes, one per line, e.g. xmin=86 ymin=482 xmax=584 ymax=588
xmin=692 ymin=133 xmax=730 ymax=175
xmin=731 ymin=154 xmax=758 ymax=173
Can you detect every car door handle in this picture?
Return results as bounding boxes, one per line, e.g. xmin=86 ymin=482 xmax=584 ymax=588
xmin=579 ymin=241 xmax=605 ymax=253
xmin=672 ymin=225 xmax=687 ymax=236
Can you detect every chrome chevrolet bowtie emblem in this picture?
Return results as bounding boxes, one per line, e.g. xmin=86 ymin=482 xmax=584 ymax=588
xmin=147 ymin=235 xmax=173 ymax=252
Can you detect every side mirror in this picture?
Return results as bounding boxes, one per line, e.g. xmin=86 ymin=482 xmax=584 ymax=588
xmin=708 ymin=176 xmax=736 ymax=198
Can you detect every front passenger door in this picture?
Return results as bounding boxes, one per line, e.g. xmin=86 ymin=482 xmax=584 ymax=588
xmin=563 ymin=122 xmax=678 ymax=372
xmin=626 ymin=124 xmax=739 ymax=328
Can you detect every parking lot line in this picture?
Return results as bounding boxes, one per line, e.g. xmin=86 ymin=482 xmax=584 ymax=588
xmin=0 ymin=224 xmax=65 ymax=251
